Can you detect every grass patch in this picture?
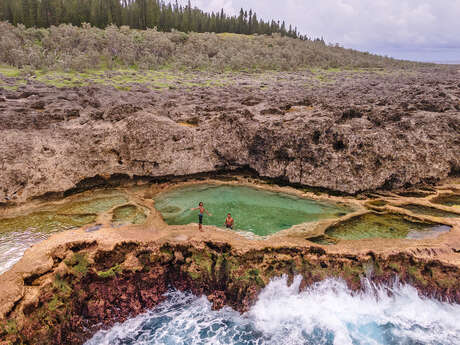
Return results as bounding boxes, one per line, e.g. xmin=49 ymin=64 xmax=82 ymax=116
xmin=160 ymin=246 xmax=173 ymax=255
xmin=388 ymin=262 xmax=401 ymax=272
xmin=3 ymin=319 xmax=17 ymax=335
xmin=344 ymin=265 xmax=363 ymax=283
xmin=407 ymin=266 xmax=427 ymax=286
xmin=48 ymin=295 xmax=64 ymax=312
xmin=0 ymin=64 xmax=383 ymax=92
xmin=188 ymin=270 xmax=200 ymax=280
xmin=437 ymin=276 xmax=456 ymax=288
xmin=239 ymin=268 xmax=265 ymax=286
xmin=30 ymin=68 xmax=233 ymax=89
xmin=0 ymin=65 xmax=21 ymax=77
xmin=191 ymin=252 xmax=213 ymax=275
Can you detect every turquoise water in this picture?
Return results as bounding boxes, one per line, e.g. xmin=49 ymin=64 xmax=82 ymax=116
xmin=154 ymin=184 xmax=352 ymax=236
xmin=86 ymin=276 xmax=460 ymax=345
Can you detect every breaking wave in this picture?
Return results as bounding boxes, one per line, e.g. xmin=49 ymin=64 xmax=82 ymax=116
xmin=86 ymin=276 xmax=460 ymax=345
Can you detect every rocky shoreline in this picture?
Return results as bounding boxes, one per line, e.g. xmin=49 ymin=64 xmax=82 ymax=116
xmin=0 ymin=177 xmax=459 ymax=345
xmin=1 ymin=228 xmax=460 ymax=345
xmin=0 ymin=65 xmax=459 ymax=344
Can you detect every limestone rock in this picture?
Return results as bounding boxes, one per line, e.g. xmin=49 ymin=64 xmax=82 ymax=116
xmin=0 ymin=67 xmax=459 ymax=203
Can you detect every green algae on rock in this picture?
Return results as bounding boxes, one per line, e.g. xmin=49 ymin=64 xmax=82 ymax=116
xmin=154 ymin=184 xmax=353 ymax=236
xmin=112 ymin=204 xmax=147 ymax=225
xmin=396 ymin=190 xmax=435 ymax=198
xmin=2 ymin=238 xmax=460 ymax=345
xmin=367 ymin=200 xmax=387 ymax=207
xmin=0 ymin=190 xmax=129 ymax=274
xmin=323 ymin=212 xmax=451 ymax=242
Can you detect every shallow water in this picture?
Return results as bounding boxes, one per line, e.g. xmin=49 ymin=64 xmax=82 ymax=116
xmin=397 ymin=204 xmax=460 ymax=218
xmin=324 ymin=213 xmax=451 ymax=241
xmin=86 ymin=275 xmax=460 ymax=345
xmin=431 ymin=194 xmax=460 ymax=207
xmin=112 ymin=204 xmax=147 ymax=225
xmin=154 ymin=184 xmax=352 ymax=236
xmin=0 ymin=191 xmax=129 ymax=274
xmin=0 ymin=212 xmax=96 ymax=274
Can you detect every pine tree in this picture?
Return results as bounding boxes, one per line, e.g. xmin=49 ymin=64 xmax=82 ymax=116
xmin=39 ymin=0 xmax=51 ymax=27
xmin=0 ymin=0 xmax=304 ymax=39
xmin=252 ymin=12 xmax=258 ymax=34
xmin=21 ymin=0 xmax=31 ymax=27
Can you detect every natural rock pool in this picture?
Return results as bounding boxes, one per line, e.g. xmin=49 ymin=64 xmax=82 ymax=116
xmin=396 ymin=204 xmax=460 ymax=218
xmin=309 ymin=213 xmax=451 ymax=244
xmin=154 ymin=184 xmax=353 ymax=236
xmin=112 ymin=204 xmax=148 ymax=225
xmin=431 ymin=193 xmax=460 ymax=207
xmin=0 ymin=190 xmax=145 ymax=274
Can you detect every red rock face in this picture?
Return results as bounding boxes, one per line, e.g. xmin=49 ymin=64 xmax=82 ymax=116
xmin=74 ymin=267 xmax=168 ymax=336
xmin=208 ymin=290 xmax=227 ymax=310
xmin=2 ymin=242 xmax=460 ymax=345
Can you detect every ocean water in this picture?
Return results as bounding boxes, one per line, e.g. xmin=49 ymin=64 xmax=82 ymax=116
xmin=154 ymin=184 xmax=352 ymax=236
xmin=86 ymin=276 xmax=460 ymax=345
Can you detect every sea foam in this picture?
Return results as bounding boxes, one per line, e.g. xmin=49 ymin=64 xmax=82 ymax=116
xmin=86 ymin=276 xmax=460 ymax=345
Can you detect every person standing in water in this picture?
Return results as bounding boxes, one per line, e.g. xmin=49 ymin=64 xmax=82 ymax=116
xmin=190 ymin=202 xmax=211 ymax=232
xmin=225 ymin=213 xmax=234 ymax=230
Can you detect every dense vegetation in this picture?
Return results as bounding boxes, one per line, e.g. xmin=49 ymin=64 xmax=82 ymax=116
xmin=0 ymin=0 xmax=303 ymax=38
xmin=0 ymin=0 xmax=417 ymax=73
xmin=0 ymin=21 xmax=413 ymax=72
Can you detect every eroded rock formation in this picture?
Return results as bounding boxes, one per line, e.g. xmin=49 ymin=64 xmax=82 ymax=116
xmin=2 ymin=238 xmax=460 ymax=345
xmin=1 ymin=67 xmax=459 ymax=203
xmin=1 ymin=65 xmax=460 ymax=345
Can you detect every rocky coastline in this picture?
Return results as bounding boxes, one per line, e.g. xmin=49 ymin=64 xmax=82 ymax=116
xmin=0 ymin=176 xmax=459 ymax=345
xmin=0 ymin=65 xmax=459 ymax=345
xmin=1 ymin=224 xmax=460 ymax=345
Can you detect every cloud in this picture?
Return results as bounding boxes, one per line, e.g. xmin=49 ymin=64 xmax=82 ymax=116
xmin=181 ymin=0 xmax=460 ymax=61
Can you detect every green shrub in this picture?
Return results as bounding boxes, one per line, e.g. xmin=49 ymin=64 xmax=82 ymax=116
xmin=0 ymin=22 xmax=418 ymax=72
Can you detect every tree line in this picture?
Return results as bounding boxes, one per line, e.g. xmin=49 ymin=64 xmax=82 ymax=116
xmin=0 ymin=0 xmax=305 ymax=39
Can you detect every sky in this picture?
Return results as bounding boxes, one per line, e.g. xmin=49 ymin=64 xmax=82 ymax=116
xmin=179 ymin=0 xmax=460 ymax=62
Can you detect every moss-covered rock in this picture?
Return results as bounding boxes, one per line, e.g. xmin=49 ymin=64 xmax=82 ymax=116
xmin=2 ymin=241 xmax=460 ymax=345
